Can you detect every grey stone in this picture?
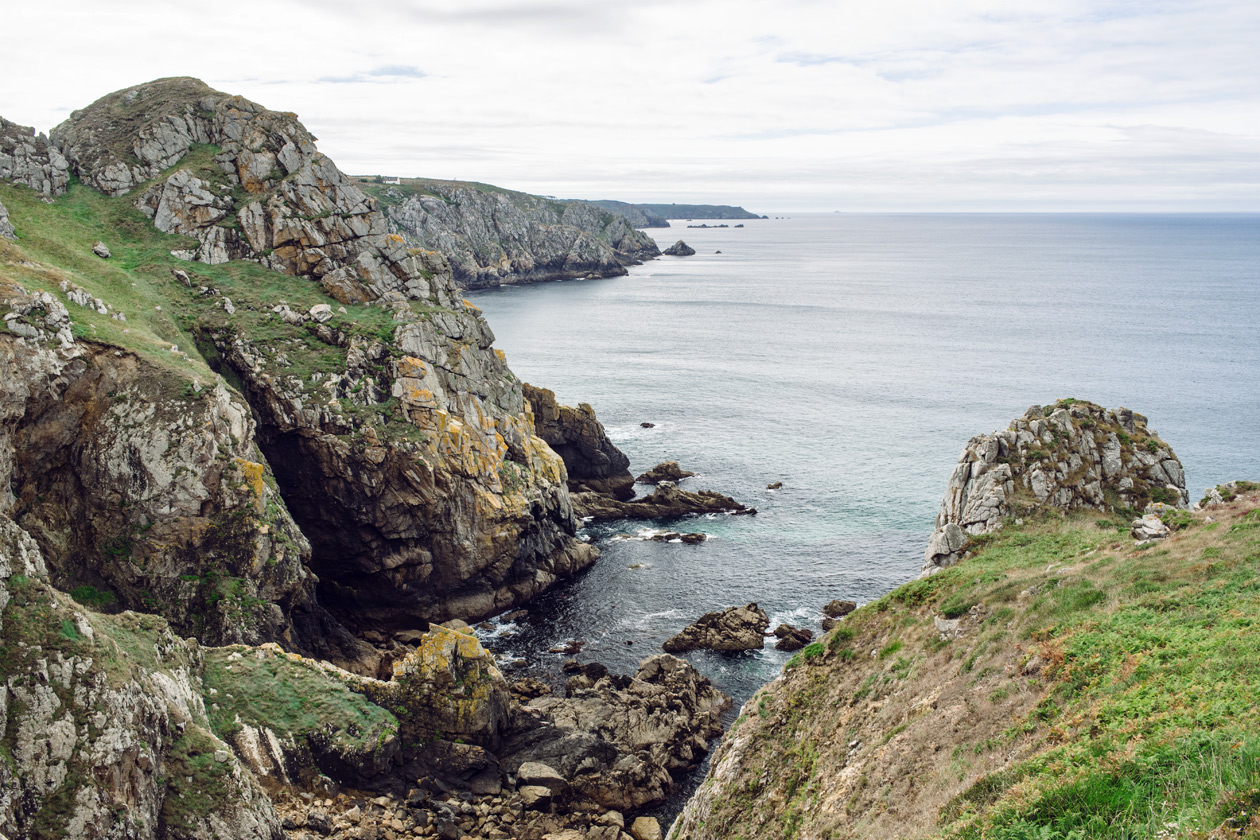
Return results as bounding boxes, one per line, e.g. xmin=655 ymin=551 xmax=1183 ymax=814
xmin=0 ymin=198 xmax=14 ymax=239
xmin=663 ymin=240 xmax=696 ymax=256
xmin=92 ymin=241 xmax=111 ymax=258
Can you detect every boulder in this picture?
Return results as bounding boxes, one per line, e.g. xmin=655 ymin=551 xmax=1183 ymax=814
xmin=92 ymin=241 xmax=111 ymax=258
xmin=0 ymin=198 xmax=14 ymax=239
xmin=631 ymin=817 xmax=664 ymax=840
xmin=1131 ymin=513 xmax=1170 ymax=541
xmin=663 ymin=240 xmax=696 ymax=256
xmin=664 ymin=603 xmax=770 ymax=652
xmin=637 ymin=460 xmax=696 ymax=484
xmin=824 ymin=599 xmax=857 ymax=618
xmin=773 ymin=624 xmax=813 ymax=651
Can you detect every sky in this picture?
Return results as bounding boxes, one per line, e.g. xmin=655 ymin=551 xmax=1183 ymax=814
xmin=2 ymin=0 xmax=1258 ymax=212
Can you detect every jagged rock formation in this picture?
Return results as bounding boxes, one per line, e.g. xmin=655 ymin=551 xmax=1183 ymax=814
xmin=582 ymin=199 xmax=671 ymax=228
xmin=523 ymin=382 xmax=634 ymax=500
xmin=0 ymin=117 xmax=69 ymax=196
xmin=662 ymin=240 xmax=695 ymax=256
xmin=0 ymin=198 xmax=12 ymax=239
xmin=572 ymin=481 xmax=754 ymax=521
xmin=375 ymin=178 xmax=661 ymax=289
xmin=923 ymin=400 xmax=1187 ymax=574
xmin=663 ymin=603 xmax=770 ymax=653
xmin=51 ymin=77 xmax=448 ymax=305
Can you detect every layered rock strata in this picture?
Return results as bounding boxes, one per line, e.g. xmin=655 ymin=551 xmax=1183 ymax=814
xmin=923 ymin=400 xmax=1187 ymax=574
xmin=523 ymin=382 xmax=634 ymax=500
xmin=378 ymin=179 xmax=661 ymax=289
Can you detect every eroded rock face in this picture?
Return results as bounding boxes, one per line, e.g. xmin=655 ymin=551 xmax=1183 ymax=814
xmin=502 ymin=654 xmax=731 ymax=812
xmin=0 ymin=307 xmax=322 ymax=649
xmin=209 ymin=302 xmax=598 ymax=631
xmin=923 ymin=400 xmax=1188 ymax=574
xmin=0 ymin=117 xmax=70 ymax=196
xmin=663 ymin=603 xmax=770 ymax=653
xmin=523 ymin=382 xmax=634 ymax=500
xmin=0 ymin=522 xmax=281 ymax=840
xmin=382 ymin=180 xmax=660 ymax=289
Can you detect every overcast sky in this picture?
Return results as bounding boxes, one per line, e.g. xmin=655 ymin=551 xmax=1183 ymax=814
xmin=2 ymin=0 xmax=1257 ymax=212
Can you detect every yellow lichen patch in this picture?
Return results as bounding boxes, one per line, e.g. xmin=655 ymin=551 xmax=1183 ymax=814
xmin=233 ymin=458 xmax=267 ymax=512
xmin=395 ymin=356 xmax=428 ymax=379
xmin=462 ymin=299 xmax=482 ymax=313
xmin=494 ymin=348 xmax=507 ymax=364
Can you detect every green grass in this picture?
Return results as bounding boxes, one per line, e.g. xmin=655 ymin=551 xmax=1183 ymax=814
xmin=202 ymin=646 xmax=397 ymax=752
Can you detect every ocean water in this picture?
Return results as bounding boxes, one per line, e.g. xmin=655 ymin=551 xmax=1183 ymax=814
xmin=466 ymin=212 xmax=1260 ymax=760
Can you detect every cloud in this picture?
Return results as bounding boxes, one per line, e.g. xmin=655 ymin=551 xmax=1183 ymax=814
xmin=318 ymin=65 xmax=427 ymax=84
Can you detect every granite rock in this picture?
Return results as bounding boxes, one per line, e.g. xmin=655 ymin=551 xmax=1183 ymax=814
xmin=0 ymin=117 xmax=70 ymax=196
xmin=663 ymin=603 xmax=770 ymax=652
xmin=523 ymin=382 xmax=634 ymax=500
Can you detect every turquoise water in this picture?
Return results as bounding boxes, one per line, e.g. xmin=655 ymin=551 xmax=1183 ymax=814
xmin=468 ymin=213 xmax=1260 ymax=702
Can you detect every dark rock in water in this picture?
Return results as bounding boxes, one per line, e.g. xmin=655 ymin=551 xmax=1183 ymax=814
xmin=641 ymin=421 xmax=656 ymax=428
xmin=773 ymin=624 xmax=813 ymax=651
xmin=649 ymin=531 xmax=707 ymax=544
xmin=715 ymin=250 xmax=722 ymax=254
xmin=549 ymin=639 xmax=586 ymax=655
xmin=501 ymin=654 xmax=730 ymax=812
xmin=824 ymin=599 xmax=857 ymax=618
xmin=734 ymin=224 xmax=744 ymax=228
xmin=523 ymin=382 xmax=635 ymax=500
xmin=637 ymin=460 xmax=696 ymax=484
xmin=767 ymin=481 xmax=783 ymax=490
xmin=663 ymin=603 xmax=770 ymax=652
xmin=571 ymin=481 xmax=753 ymax=521
xmin=501 ymin=609 xmax=530 ymax=623
xmin=663 ymin=240 xmax=696 ymax=256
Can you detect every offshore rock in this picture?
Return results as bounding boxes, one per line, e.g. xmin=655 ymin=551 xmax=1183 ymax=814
xmin=379 ymin=179 xmax=660 ymax=289
xmin=0 ymin=116 xmax=70 ymax=196
xmin=663 ymin=603 xmax=770 ymax=652
xmin=923 ymin=400 xmax=1188 ymax=574
xmin=523 ymin=382 xmax=634 ymax=500
xmin=636 ymin=460 xmax=696 ymax=484
xmin=663 ymin=240 xmax=696 ymax=256
xmin=572 ymin=480 xmax=753 ymax=521
xmin=502 ymin=654 xmax=730 ymax=812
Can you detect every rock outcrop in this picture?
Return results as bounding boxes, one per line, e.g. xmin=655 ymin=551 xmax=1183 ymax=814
xmin=0 ymin=117 xmax=70 ymax=196
xmin=923 ymin=400 xmax=1188 ymax=574
xmin=636 ymin=460 xmax=696 ymax=484
xmin=503 ymin=654 xmax=731 ymax=812
xmin=523 ymin=382 xmax=635 ymax=500
xmin=663 ymin=603 xmax=769 ymax=652
xmin=573 ymin=481 xmax=754 ymax=521
xmin=375 ymin=179 xmax=661 ymax=289
xmin=663 ymin=240 xmax=695 ymax=256
xmin=0 ymin=198 xmax=13 ymax=239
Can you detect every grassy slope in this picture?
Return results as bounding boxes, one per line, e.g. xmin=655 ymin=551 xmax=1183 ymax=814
xmin=688 ymin=489 xmax=1260 ymax=840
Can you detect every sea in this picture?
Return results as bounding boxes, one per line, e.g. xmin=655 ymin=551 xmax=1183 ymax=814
xmin=466 ymin=212 xmax=1260 ymax=815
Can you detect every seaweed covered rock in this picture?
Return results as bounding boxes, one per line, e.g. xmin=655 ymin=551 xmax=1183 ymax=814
xmin=923 ymin=400 xmax=1187 ymax=574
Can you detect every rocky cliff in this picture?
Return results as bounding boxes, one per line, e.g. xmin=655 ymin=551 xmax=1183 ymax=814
xmin=582 ymin=200 xmax=671 ymax=229
xmin=366 ymin=178 xmax=661 ymax=289
xmin=670 ymin=405 xmax=1260 ymax=840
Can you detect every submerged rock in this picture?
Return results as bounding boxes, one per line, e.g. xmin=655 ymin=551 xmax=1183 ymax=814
xmin=663 ymin=603 xmax=770 ymax=652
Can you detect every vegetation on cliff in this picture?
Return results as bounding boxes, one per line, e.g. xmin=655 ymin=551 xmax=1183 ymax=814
xmin=672 ymin=483 xmax=1260 ymax=840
